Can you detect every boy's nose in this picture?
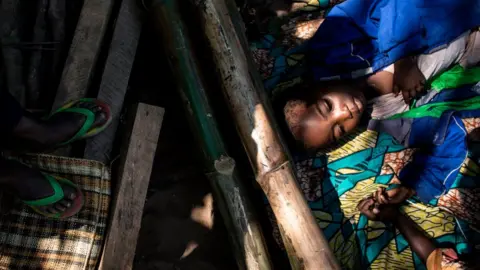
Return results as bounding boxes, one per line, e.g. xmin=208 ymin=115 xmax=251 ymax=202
xmin=331 ymin=107 xmax=351 ymax=122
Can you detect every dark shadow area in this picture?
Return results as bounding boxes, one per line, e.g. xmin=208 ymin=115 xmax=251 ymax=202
xmin=178 ymin=0 xmax=293 ymax=268
xmin=0 ymin=3 xmax=89 ymax=268
xmin=0 ymin=0 xmax=84 ymax=110
xmin=129 ymin=21 xmax=238 ymax=270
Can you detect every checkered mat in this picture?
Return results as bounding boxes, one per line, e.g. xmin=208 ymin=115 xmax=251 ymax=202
xmin=0 ymin=154 xmax=110 ymax=270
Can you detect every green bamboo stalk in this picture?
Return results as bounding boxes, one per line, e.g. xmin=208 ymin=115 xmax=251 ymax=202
xmin=190 ymin=0 xmax=340 ymax=269
xmin=145 ymin=1 xmax=272 ymax=269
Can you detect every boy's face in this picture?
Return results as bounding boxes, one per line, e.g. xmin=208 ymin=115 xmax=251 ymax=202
xmin=285 ymin=85 xmax=366 ymax=149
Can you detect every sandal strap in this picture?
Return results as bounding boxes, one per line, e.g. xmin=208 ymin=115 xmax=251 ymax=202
xmin=54 ymin=107 xmax=96 ymax=146
xmin=23 ymin=174 xmax=65 ymax=206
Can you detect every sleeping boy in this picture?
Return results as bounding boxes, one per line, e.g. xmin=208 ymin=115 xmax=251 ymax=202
xmin=285 ymin=29 xmax=480 ymax=150
xmin=284 ymin=0 xmax=480 ymax=206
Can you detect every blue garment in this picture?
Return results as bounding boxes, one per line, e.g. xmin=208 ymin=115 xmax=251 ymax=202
xmin=308 ymin=0 xmax=480 ymax=80
xmin=369 ymin=85 xmax=480 ymax=203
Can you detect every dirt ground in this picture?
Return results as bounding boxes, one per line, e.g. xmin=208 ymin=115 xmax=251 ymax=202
xmin=130 ymin=24 xmax=239 ymax=270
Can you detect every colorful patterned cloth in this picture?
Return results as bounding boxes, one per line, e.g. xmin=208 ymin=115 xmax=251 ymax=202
xmin=294 ymin=126 xmax=480 ymax=269
xmin=249 ymin=0 xmax=333 ymax=96
xmin=249 ymin=3 xmax=480 ymax=269
xmin=0 ymin=154 xmax=110 ymax=270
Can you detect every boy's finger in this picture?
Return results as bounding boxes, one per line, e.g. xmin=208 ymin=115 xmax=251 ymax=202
xmin=379 ymin=193 xmax=388 ymax=204
xmin=357 ymin=199 xmax=370 ymax=210
xmin=386 ymin=189 xmax=398 ymax=200
xmin=386 ymin=188 xmax=410 ymax=204
xmin=365 ymin=199 xmax=375 ymax=210
xmin=358 ymin=200 xmax=374 ymax=217
xmin=374 ymin=189 xmax=382 ymax=202
xmin=393 ymin=85 xmax=399 ymax=95
xmin=375 ymin=187 xmax=387 ymax=204
xmin=415 ymin=84 xmax=424 ymax=94
xmin=402 ymin=90 xmax=410 ymax=104
xmin=357 ymin=200 xmax=365 ymax=210
xmin=410 ymin=89 xmax=417 ymax=99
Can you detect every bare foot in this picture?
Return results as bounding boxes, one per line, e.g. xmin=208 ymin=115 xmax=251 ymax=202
xmin=0 ymin=158 xmax=77 ymax=215
xmin=393 ymin=57 xmax=426 ymax=104
xmin=10 ymin=101 xmax=107 ymax=152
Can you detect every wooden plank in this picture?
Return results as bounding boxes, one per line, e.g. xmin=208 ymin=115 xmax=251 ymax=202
xmin=84 ymin=0 xmax=143 ymax=163
xmin=50 ymin=0 xmax=114 ymax=157
xmin=0 ymin=0 xmax=26 ymax=106
xmin=193 ymin=0 xmax=340 ymax=269
xmin=51 ymin=0 xmax=114 ymax=111
xmin=100 ymin=103 xmax=164 ymax=270
xmin=26 ymin=0 xmax=48 ymax=108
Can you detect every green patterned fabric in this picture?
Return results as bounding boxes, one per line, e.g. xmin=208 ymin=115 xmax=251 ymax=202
xmin=430 ymin=65 xmax=480 ymax=91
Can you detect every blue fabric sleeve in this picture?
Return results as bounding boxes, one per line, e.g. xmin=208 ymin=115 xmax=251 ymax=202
xmin=400 ymin=115 xmax=467 ymax=203
xmin=308 ymin=0 xmax=480 ymax=81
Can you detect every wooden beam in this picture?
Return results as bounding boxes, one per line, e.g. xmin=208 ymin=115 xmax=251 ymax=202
xmin=147 ymin=1 xmax=272 ymax=269
xmin=192 ymin=0 xmax=340 ymax=269
xmin=51 ymin=0 xmax=114 ymax=111
xmin=0 ymin=0 xmax=26 ymax=106
xmin=84 ymin=0 xmax=143 ymax=163
xmin=99 ymin=103 xmax=164 ymax=270
xmin=50 ymin=0 xmax=114 ymax=156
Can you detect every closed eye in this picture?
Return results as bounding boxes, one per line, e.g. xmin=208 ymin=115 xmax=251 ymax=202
xmin=324 ymin=98 xmax=332 ymax=112
xmin=315 ymin=103 xmax=322 ymax=117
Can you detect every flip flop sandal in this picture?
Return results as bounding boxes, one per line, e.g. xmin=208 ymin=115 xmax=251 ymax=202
xmin=22 ymin=173 xmax=84 ymax=219
xmin=49 ymin=98 xmax=112 ymax=147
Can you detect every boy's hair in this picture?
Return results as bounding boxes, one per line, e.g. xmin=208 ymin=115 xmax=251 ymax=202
xmin=283 ymin=99 xmax=306 ymax=137
xmin=271 ymin=84 xmax=312 ymax=152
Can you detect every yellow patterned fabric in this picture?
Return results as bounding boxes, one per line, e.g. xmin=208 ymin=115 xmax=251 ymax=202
xmin=287 ymin=127 xmax=478 ymax=269
xmin=258 ymin=128 xmax=479 ymax=269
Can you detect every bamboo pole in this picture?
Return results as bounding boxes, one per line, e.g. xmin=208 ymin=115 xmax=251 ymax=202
xmin=146 ymin=1 xmax=272 ymax=269
xmin=191 ymin=0 xmax=340 ymax=269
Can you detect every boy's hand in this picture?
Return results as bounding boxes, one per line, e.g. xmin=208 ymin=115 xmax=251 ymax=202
xmin=373 ymin=186 xmax=415 ymax=205
xmin=357 ymin=197 xmax=399 ymax=222
xmin=393 ymin=57 xmax=426 ymax=104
